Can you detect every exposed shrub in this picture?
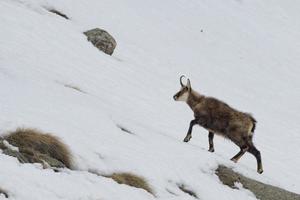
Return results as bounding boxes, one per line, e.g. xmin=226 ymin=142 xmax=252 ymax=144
xmin=177 ymin=183 xmax=198 ymax=199
xmin=48 ymin=9 xmax=69 ymax=19
xmin=0 ymin=188 xmax=8 ymax=198
xmin=1 ymin=128 xmax=72 ymax=169
xmin=64 ymin=84 xmax=86 ymax=94
xmin=116 ymin=124 xmax=134 ymax=135
xmin=106 ymin=172 xmax=153 ymax=195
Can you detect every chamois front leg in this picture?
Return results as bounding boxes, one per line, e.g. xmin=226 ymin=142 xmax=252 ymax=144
xmin=208 ymin=132 xmax=215 ymax=152
xmin=183 ymin=119 xmax=198 ymax=142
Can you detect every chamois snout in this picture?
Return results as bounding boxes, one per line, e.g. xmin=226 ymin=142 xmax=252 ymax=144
xmin=173 ymin=94 xmax=178 ymax=100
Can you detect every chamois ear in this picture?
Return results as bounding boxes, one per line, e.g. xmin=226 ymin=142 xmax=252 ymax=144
xmin=187 ymin=79 xmax=191 ymax=91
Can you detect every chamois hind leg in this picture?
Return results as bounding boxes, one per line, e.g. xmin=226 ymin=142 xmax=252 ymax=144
xmin=208 ymin=132 xmax=214 ymax=152
xmin=230 ymin=145 xmax=248 ymax=163
xmin=229 ymin=134 xmax=249 ymax=163
xmin=247 ymin=141 xmax=263 ymax=174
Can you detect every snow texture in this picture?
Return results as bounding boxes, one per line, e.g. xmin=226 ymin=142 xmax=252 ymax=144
xmin=0 ymin=0 xmax=299 ymax=199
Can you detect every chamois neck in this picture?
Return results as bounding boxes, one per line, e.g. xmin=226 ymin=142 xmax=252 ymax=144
xmin=186 ymin=89 xmax=204 ymax=110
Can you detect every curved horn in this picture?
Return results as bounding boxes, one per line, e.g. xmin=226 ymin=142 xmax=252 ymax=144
xmin=180 ymin=75 xmax=186 ymax=87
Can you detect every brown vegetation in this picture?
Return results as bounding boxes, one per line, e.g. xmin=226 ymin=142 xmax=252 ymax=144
xmin=2 ymin=128 xmax=72 ymax=169
xmin=106 ymin=172 xmax=154 ymax=195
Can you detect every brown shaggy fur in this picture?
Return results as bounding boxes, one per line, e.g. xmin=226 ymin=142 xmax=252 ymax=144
xmin=106 ymin=172 xmax=154 ymax=195
xmin=186 ymin=92 xmax=256 ymax=146
xmin=174 ymin=77 xmax=263 ymax=173
xmin=3 ymin=128 xmax=72 ymax=169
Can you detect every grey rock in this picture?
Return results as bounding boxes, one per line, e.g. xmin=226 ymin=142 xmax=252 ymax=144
xmin=2 ymin=149 xmax=29 ymax=163
xmin=0 ymin=138 xmax=65 ymax=169
xmin=0 ymin=138 xmax=5 ymax=150
xmin=216 ymin=165 xmax=300 ymax=200
xmin=37 ymin=153 xmax=66 ymax=168
xmin=1 ymin=138 xmax=29 ymax=163
xmin=84 ymin=28 xmax=117 ymax=55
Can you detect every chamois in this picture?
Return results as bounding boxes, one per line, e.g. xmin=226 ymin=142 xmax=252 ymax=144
xmin=173 ymin=75 xmax=263 ymax=174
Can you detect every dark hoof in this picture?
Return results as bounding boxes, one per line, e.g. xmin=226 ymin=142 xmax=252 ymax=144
xmin=208 ymin=148 xmax=215 ymax=153
xmin=257 ymin=168 xmax=264 ymax=174
xmin=183 ymin=135 xmax=191 ymax=142
xmin=183 ymin=138 xmax=189 ymax=142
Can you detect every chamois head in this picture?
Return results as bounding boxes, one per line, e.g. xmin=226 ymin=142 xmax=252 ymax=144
xmin=173 ymin=75 xmax=191 ymax=102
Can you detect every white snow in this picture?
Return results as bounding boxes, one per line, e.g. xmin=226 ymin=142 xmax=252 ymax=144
xmin=0 ymin=0 xmax=299 ymax=199
xmin=2 ymin=140 xmax=19 ymax=152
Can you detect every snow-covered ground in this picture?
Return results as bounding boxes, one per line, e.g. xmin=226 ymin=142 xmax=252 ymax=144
xmin=0 ymin=0 xmax=300 ymax=199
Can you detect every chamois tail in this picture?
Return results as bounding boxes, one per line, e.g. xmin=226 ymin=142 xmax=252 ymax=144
xmin=250 ymin=116 xmax=257 ymax=133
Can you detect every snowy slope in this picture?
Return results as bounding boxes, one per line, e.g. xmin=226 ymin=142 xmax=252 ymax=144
xmin=0 ymin=0 xmax=300 ymax=199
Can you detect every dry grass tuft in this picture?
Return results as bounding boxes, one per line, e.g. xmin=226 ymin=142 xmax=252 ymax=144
xmin=106 ymin=172 xmax=154 ymax=195
xmin=3 ymin=128 xmax=72 ymax=169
